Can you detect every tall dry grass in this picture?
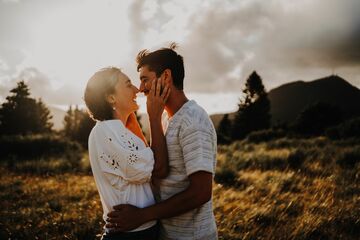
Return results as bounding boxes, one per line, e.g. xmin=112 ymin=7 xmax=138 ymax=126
xmin=0 ymin=137 xmax=359 ymax=239
xmin=215 ymin=137 xmax=360 ymax=239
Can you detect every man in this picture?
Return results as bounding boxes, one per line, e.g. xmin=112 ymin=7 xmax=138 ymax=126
xmin=107 ymin=44 xmax=218 ymax=240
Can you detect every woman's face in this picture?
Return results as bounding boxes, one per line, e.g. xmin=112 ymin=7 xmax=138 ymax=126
xmin=109 ymin=72 xmax=139 ymax=114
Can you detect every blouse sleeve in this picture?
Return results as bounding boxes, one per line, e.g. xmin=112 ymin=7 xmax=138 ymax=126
xmin=94 ymin=124 xmax=154 ymax=187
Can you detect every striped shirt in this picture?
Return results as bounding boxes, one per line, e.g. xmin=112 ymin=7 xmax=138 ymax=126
xmin=159 ymin=100 xmax=218 ymax=240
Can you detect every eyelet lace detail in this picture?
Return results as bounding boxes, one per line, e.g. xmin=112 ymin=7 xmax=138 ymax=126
xmin=103 ymin=131 xmax=141 ymax=169
xmin=128 ymin=153 xmax=138 ymax=165
xmin=100 ymin=152 xmax=121 ymax=170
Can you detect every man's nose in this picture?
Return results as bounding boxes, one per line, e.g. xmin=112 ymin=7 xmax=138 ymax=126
xmin=139 ymin=82 xmax=145 ymax=92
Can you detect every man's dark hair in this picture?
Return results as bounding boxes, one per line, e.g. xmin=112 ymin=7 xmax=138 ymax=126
xmin=136 ymin=42 xmax=185 ymax=90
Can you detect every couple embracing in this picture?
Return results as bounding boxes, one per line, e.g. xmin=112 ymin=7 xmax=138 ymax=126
xmin=84 ymin=44 xmax=218 ymax=240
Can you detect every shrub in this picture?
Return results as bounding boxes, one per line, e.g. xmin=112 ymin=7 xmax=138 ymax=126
xmin=246 ymin=129 xmax=287 ymax=143
xmin=215 ymin=167 xmax=238 ymax=187
xmin=293 ymin=102 xmax=343 ymax=136
xmin=287 ymin=149 xmax=306 ymax=170
xmin=336 ymin=147 xmax=360 ymax=169
xmin=0 ymin=134 xmax=82 ymax=160
xmin=326 ymin=117 xmax=360 ymax=139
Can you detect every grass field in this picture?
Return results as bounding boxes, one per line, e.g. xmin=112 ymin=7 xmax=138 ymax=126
xmin=1 ymin=137 xmax=359 ymax=239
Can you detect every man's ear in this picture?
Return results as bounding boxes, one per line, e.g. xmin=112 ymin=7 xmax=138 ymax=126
xmin=163 ymin=69 xmax=172 ymax=85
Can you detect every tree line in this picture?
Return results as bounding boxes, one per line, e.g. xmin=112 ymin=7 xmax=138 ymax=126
xmin=0 ymin=80 xmax=144 ymax=149
xmin=0 ymin=81 xmax=95 ymax=148
xmin=217 ymin=71 xmax=360 ymax=144
xmin=1 ymin=73 xmax=359 ymax=148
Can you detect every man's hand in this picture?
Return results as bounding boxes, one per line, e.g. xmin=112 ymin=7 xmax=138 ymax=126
xmin=106 ymin=204 xmax=146 ymax=232
xmin=147 ymin=77 xmax=170 ymax=122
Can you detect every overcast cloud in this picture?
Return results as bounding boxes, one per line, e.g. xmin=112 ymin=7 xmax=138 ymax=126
xmin=0 ymin=0 xmax=359 ymax=107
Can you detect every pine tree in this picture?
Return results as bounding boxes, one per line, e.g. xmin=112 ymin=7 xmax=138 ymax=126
xmin=35 ymin=98 xmax=53 ymax=133
xmin=232 ymin=71 xmax=271 ymax=140
xmin=62 ymin=105 xmax=95 ymax=148
xmin=63 ymin=105 xmax=74 ymax=138
xmin=0 ymin=81 xmax=53 ymax=135
xmin=217 ymin=114 xmax=231 ymax=144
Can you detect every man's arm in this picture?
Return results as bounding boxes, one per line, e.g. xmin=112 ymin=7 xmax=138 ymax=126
xmin=106 ymin=171 xmax=213 ymax=231
xmin=147 ymin=78 xmax=170 ymax=179
xmin=149 ymin=116 xmax=169 ymax=179
xmin=144 ymin=171 xmax=212 ymax=220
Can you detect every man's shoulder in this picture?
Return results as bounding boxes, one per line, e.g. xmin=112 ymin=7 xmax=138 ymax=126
xmin=169 ymin=102 xmax=216 ymax=140
xmin=181 ymin=101 xmax=214 ymax=128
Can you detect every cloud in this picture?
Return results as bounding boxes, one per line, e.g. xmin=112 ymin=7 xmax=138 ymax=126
xmin=255 ymin=0 xmax=360 ymax=68
xmin=0 ymin=67 xmax=82 ymax=106
xmin=1 ymin=0 xmax=360 ymax=107
xmin=128 ymin=0 xmax=149 ymax=50
xmin=2 ymin=0 xmax=19 ymax=3
xmin=128 ymin=0 xmax=360 ymax=91
xmin=0 ymin=58 xmax=9 ymax=71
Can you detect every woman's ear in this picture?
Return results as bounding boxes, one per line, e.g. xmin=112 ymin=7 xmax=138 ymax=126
xmin=106 ymin=94 xmax=115 ymax=104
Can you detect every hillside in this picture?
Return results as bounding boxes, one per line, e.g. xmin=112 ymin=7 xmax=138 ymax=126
xmin=268 ymin=75 xmax=360 ymax=125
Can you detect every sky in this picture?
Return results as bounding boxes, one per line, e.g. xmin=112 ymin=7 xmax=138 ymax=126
xmin=0 ymin=0 xmax=359 ymax=114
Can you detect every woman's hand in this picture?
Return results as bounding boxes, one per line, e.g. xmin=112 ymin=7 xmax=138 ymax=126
xmin=147 ymin=77 xmax=170 ymax=121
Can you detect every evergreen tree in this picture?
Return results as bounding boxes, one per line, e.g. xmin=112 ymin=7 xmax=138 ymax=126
xmin=35 ymin=98 xmax=53 ymax=133
xmin=62 ymin=105 xmax=95 ymax=148
xmin=232 ymin=71 xmax=271 ymax=140
xmin=217 ymin=114 xmax=231 ymax=144
xmin=0 ymin=80 xmax=53 ymax=135
xmin=63 ymin=105 xmax=74 ymax=139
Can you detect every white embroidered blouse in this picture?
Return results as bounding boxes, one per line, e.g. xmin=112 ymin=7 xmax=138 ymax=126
xmin=88 ymin=119 xmax=156 ymax=232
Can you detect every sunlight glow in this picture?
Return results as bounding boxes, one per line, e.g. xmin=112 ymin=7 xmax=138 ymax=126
xmin=23 ymin=0 xmax=133 ymax=89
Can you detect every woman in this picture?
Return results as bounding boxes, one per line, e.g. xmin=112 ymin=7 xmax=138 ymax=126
xmin=84 ymin=67 xmax=170 ymax=240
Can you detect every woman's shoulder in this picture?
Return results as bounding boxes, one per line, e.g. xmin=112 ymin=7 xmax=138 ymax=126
xmin=96 ymin=120 xmax=125 ymax=133
xmin=88 ymin=120 xmax=124 ymax=142
xmin=92 ymin=120 xmax=148 ymax=149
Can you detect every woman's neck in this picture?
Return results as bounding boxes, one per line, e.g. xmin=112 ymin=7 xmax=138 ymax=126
xmin=113 ymin=110 xmax=130 ymax=125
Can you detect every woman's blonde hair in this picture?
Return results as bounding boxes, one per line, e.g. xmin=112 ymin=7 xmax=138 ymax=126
xmin=84 ymin=67 xmax=123 ymax=121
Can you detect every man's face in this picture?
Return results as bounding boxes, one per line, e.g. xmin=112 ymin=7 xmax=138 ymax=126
xmin=139 ymin=65 xmax=157 ymax=96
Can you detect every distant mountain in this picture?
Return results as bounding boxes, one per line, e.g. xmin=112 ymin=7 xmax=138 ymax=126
xmin=268 ymin=75 xmax=360 ymax=125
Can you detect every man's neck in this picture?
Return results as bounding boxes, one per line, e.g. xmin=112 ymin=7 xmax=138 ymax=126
xmin=165 ymin=90 xmax=189 ymax=118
